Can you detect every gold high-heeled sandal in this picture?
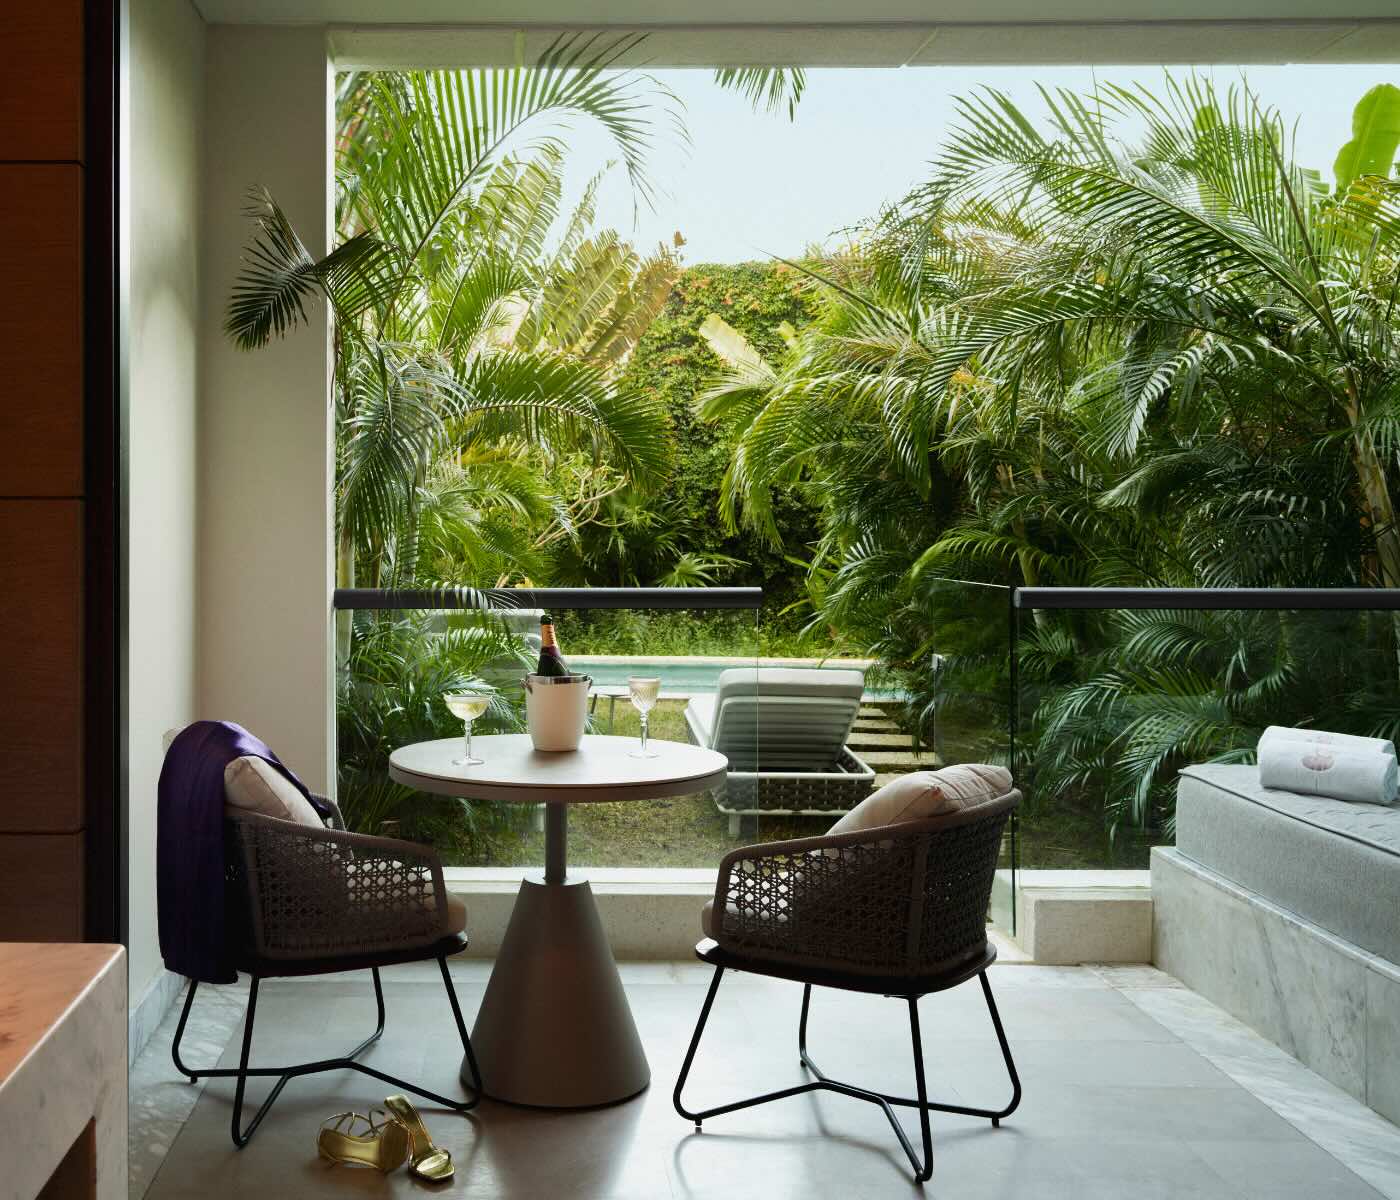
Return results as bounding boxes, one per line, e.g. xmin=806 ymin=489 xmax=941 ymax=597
xmin=317 ymin=1110 xmax=409 ymax=1172
xmin=384 ymin=1094 xmax=455 ymax=1183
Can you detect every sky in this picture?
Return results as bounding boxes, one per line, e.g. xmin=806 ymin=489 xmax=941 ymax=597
xmin=553 ymin=64 xmax=1400 ymax=265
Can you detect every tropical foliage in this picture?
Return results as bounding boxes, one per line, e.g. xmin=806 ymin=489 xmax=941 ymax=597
xmin=225 ymin=53 xmax=1400 ymax=863
xmin=554 ymin=262 xmax=824 ymax=612
xmin=229 ymin=40 xmax=685 ymax=595
xmin=712 ymin=76 xmax=1400 ymax=854
xmin=226 ymin=39 xmax=701 ymax=833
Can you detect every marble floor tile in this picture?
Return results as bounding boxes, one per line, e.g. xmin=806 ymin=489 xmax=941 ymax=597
xmin=1106 ymin=967 xmax=1400 ymax=1199
xmin=1090 ymin=964 xmax=1187 ymax=990
xmin=1189 ymin=1139 xmax=1385 ymax=1199
xmin=128 ymin=980 xmax=247 ymax=1200
xmin=129 ymin=963 xmax=1397 ymax=1200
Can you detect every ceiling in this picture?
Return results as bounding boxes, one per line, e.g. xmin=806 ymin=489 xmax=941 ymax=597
xmin=191 ymin=1 xmax=1400 ymax=65
xmin=324 ymin=23 xmax=1400 ymax=69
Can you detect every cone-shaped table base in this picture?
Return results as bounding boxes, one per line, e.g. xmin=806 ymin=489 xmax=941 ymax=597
xmin=462 ymin=875 xmax=650 ymax=1107
xmin=388 ymin=735 xmax=726 ymax=1108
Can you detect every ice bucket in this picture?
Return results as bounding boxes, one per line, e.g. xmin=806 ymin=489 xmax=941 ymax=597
xmin=523 ymin=673 xmax=591 ymax=752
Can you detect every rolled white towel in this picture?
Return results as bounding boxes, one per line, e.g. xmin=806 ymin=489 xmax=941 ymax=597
xmin=1259 ymin=725 xmax=1395 ymax=761
xmin=1258 ymin=739 xmax=1398 ymax=805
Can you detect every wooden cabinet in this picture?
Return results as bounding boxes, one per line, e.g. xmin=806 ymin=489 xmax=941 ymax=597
xmin=0 ymin=168 xmax=84 ymax=498
xmin=0 ymin=501 xmax=84 ymax=834
xmin=0 ymin=834 xmax=85 ymax=941
xmin=0 ymin=4 xmax=84 ymax=163
xmin=0 ymin=2 xmax=115 ymax=944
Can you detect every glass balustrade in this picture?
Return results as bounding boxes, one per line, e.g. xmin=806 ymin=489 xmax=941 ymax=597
xmin=1012 ymin=589 xmax=1400 ymax=879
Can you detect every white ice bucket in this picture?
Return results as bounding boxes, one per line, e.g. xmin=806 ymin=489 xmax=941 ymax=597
xmin=523 ymin=673 xmax=591 ymax=752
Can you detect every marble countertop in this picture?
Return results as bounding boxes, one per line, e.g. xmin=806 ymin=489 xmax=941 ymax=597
xmin=0 ymin=943 xmax=124 ymax=1084
xmin=0 ymin=942 xmax=126 ymax=1200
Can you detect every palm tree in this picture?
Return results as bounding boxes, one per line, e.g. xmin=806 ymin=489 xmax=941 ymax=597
xmin=902 ymin=76 xmax=1400 ymax=586
xmin=224 ymin=37 xmax=680 ymax=591
xmin=707 ymin=76 xmax=1400 ymax=843
xmin=712 ymin=67 xmax=806 ymax=120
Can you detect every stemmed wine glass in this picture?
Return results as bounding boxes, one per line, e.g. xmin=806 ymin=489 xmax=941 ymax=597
xmin=627 ymin=676 xmax=661 ymax=759
xmin=443 ymin=689 xmax=490 ymax=766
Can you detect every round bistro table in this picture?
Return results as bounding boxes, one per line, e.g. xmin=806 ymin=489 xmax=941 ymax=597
xmin=388 ymin=733 xmax=728 ymax=1108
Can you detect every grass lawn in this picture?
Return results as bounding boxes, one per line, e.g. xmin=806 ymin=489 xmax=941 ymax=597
xmin=434 ymin=696 xmax=1156 ymax=870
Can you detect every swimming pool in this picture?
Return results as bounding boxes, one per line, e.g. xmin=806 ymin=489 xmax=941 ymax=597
xmin=566 ymin=655 xmax=900 ymax=699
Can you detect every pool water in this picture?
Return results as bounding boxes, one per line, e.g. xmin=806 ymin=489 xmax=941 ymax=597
xmin=567 ymin=655 xmax=899 ymax=699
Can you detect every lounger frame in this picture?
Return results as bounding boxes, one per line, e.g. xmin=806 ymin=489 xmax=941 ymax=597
xmin=683 ymin=702 xmax=876 ymax=834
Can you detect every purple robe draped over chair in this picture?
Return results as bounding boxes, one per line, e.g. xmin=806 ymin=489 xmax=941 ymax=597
xmin=157 ymin=720 xmax=330 ymax=983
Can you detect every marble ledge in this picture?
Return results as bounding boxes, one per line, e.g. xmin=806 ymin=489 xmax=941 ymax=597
xmin=0 ymin=943 xmax=127 ymax=1200
xmin=1153 ymin=847 xmax=1400 ymax=1134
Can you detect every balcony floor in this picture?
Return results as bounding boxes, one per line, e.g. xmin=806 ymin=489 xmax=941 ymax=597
xmin=130 ymin=961 xmax=1400 ymax=1200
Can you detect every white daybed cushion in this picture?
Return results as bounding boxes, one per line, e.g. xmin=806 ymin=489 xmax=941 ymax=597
xmin=685 ymin=671 xmax=866 ymax=749
xmin=713 ymin=666 xmax=866 ymax=703
xmin=692 ymin=668 xmax=867 ymax=770
xmin=686 ymin=694 xmax=717 ymax=744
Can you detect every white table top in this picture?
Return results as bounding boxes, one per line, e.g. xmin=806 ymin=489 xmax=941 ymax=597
xmin=388 ymin=734 xmax=728 ymax=804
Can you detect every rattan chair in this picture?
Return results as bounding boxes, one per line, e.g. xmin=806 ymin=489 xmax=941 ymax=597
xmin=170 ymin=795 xmax=481 ymax=1147
xmin=673 ymin=790 xmax=1021 ymax=1184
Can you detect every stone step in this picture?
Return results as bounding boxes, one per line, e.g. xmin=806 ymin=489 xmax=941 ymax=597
xmin=852 ymin=717 xmax=900 ymax=732
xmin=847 ymin=731 xmax=917 ymax=749
xmin=858 ymin=750 xmax=942 ymax=768
xmin=857 ymin=705 xmax=890 ymax=718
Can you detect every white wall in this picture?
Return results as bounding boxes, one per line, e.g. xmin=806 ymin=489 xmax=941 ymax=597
xmin=127 ymin=0 xmax=206 ymax=1012
xmin=199 ymin=28 xmax=334 ymax=792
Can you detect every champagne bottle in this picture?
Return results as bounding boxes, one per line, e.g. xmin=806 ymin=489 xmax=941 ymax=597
xmin=536 ymin=615 xmax=570 ymax=678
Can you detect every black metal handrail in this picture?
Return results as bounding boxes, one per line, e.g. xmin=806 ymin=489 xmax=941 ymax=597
xmin=333 ymin=586 xmax=763 ymax=611
xmin=1015 ymin=587 xmax=1400 ymax=611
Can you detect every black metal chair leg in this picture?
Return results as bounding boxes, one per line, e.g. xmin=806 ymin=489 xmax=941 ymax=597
xmin=438 ymin=954 xmax=482 ymax=1110
xmin=802 ymin=984 xmax=932 ymax=1181
xmin=174 ymin=964 xmax=479 ymax=1147
xmin=371 ymin=966 xmax=386 ymax=1034
xmin=979 ymin=969 xmax=1022 ymax=1124
xmin=678 ymin=973 xmax=1020 ymax=1185
xmin=802 ymin=975 xmax=1020 ymax=1122
xmin=229 ymin=976 xmax=291 ymax=1147
xmin=675 ymin=966 xmax=825 ymax=1128
xmin=906 ymin=997 xmax=934 ymax=1183
xmin=674 ymin=964 xmax=726 ymax=1125
xmin=171 ymin=979 xmax=200 ymax=1081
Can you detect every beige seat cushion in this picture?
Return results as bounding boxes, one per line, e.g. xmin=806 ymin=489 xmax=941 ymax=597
xmin=826 ymin=764 xmax=1012 ymax=836
xmin=415 ymin=884 xmax=468 ymax=935
xmin=223 ymin=755 xmax=324 ymax=827
xmin=701 ymin=899 xmax=723 ymax=939
xmin=445 ymin=890 xmax=468 ymax=934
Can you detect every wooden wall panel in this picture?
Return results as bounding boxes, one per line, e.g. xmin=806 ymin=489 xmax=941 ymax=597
xmin=0 ymin=500 xmax=83 ymax=832
xmin=0 ymin=833 xmax=85 ymax=941
xmin=0 ymin=3 xmax=84 ymax=163
xmin=0 ymin=167 xmax=83 ymax=498
xmin=0 ymin=3 xmax=102 ymax=943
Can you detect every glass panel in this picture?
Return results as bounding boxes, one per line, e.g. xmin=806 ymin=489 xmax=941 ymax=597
xmin=509 ymin=605 xmax=760 ymax=869
xmin=920 ymin=578 xmax=1015 ymax=932
xmin=335 ymin=603 xmax=534 ymax=865
xmin=334 ymin=600 xmax=760 ymax=869
xmin=739 ymin=575 xmax=1016 ymax=930
xmin=1012 ymin=602 xmax=1400 ymax=874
